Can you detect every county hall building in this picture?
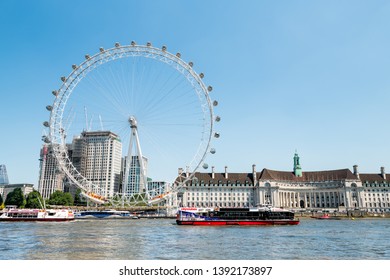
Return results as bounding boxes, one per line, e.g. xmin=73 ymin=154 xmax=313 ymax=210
xmin=177 ymin=153 xmax=390 ymax=213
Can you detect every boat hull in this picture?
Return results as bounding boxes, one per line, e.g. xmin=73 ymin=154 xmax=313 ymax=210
xmin=176 ymin=219 xmax=299 ymax=226
xmin=0 ymin=217 xmax=74 ymax=222
xmin=74 ymin=210 xmax=137 ymax=219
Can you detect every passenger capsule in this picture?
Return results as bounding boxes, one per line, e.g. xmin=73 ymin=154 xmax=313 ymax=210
xmin=147 ymin=42 xmax=152 ymax=47
xmin=210 ymin=148 xmax=216 ymax=154
xmin=208 ymin=86 xmax=213 ymax=92
xmin=43 ymin=121 xmax=49 ymax=127
xmin=176 ymin=53 xmax=181 ymax=58
xmin=199 ymin=73 xmax=204 ymax=79
xmin=189 ymin=62 xmax=193 ymax=67
xmin=213 ymin=100 xmax=218 ymax=106
xmin=131 ymin=41 xmax=136 ymax=46
xmin=99 ymin=47 xmax=104 ymax=52
xmin=214 ymin=132 xmax=220 ymax=138
xmin=202 ymin=163 xmax=209 ymax=169
xmin=162 ymin=45 xmax=167 ymax=51
xmin=85 ymin=54 xmax=90 ymax=60
xmin=215 ymin=116 xmax=221 ymax=122
xmin=52 ymin=90 xmax=58 ymax=96
xmin=115 ymin=42 xmax=120 ymax=47
xmin=43 ymin=136 xmax=51 ymax=143
xmin=61 ymin=76 xmax=66 ymax=82
xmin=46 ymin=105 xmax=53 ymax=111
xmin=72 ymin=64 xmax=77 ymax=70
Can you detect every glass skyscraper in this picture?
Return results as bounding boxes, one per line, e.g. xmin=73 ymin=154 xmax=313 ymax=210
xmin=0 ymin=164 xmax=9 ymax=185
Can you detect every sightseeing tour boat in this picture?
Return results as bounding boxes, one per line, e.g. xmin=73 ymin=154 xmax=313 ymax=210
xmin=0 ymin=208 xmax=75 ymax=222
xmin=74 ymin=209 xmax=139 ymax=219
xmin=176 ymin=205 xmax=299 ymax=226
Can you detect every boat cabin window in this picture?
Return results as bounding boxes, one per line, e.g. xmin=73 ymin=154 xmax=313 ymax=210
xmin=8 ymin=212 xmax=39 ymax=218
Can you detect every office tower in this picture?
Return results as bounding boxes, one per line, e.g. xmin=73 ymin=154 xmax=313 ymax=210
xmin=0 ymin=165 xmax=9 ymax=185
xmin=122 ymin=155 xmax=148 ymax=196
xmin=37 ymin=144 xmax=65 ymax=199
xmin=78 ymin=131 xmax=122 ymax=198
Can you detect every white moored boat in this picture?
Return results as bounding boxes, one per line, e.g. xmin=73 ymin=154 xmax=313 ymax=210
xmin=0 ymin=208 xmax=75 ymax=222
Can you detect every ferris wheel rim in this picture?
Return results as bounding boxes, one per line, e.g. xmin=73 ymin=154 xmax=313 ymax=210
xmin=46 ymin=42 xmax=217 ymax=199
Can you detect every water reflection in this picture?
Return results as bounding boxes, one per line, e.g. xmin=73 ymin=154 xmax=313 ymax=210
xmin=1 ymin=218 xmax=390 ymax=260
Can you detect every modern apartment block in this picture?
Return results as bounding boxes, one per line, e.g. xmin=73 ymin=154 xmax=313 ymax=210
xmin=121 ymin=155 xmax=148 ymax=196
xmin=147 ymin=180 xmax=167 ymax=198
xmin=77 ymin=131 xmax=122 ymax=198
xmin=38 ymin=131 xmax=123 ymax=199
xmin=37 ymin=144 xmax=65 ymax=199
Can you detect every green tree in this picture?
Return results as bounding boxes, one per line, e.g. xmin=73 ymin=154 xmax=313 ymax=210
xmin=25 ymin=190 xmax=45 ymax=209
xmin=47 ymin=190 xmax=74 ymax=206
xmin=5 ymin=188 xmax=26 ymax=208
xmin=0 ymin=194 xmax=3 ymax=209
xmin=73 ymin=188 xmax=87 ymax=206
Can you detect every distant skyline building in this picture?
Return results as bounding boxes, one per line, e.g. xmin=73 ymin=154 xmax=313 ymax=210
xmin=121 ymin=155 xmax=148 ymax=196
xmin=37 ymin=144 xmax=65 ymax=199
xmin=64 ymin=138 xmax=83 ymax=197
xmin=147 ymin=180 xmax=168 ymax=198
xmin=0 ymin=183 xmax=34 ymax=201
xmin=0 ymin=164 xmax=9 ymax=185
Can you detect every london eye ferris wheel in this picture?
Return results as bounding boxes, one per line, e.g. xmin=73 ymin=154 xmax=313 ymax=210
xmin=43 ymin=41 xmax=220 ymax=206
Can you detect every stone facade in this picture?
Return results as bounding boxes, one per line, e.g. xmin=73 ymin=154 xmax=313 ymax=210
xmin=177 ymin=166 xmax=256 ymax=208
xmin=177 ymin=154 xmax=390 ymax=213
xmin=0 ymin=184 xmax=34 ymax=200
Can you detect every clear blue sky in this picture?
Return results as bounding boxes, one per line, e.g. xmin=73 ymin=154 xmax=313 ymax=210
xmin=1 ymin=0 xmax=390 ymax=187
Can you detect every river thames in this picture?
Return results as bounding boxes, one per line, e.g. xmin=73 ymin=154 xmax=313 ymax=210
xmin=1 ymin=217 xmax=390 ymax=260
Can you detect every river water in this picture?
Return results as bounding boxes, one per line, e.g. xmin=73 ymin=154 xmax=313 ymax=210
xmin=1 ymin=218 xmax=390 ymax=260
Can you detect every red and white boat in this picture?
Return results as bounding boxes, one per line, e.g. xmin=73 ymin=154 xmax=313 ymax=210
xmin=311 ymin=214 xmax=341 ymax=220
xmin=0 ymin=208 xmax=75 ymax=222
xmin=176 ymin=205 xmax=299 ymax=226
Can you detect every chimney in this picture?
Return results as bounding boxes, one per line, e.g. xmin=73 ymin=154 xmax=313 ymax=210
xmin=178 ymin=167 xmax=183 ymax=176
xmin=224 ymin=166 xmax=228 ymax=179
xmin=353 ymin=165 xmax=359 ymax=179
xmin=211 ymin=166 xmax=215 ymax=179
xmin=381 ymin=167 xmax=386 ymax=180
xmin=252 ymin=164 xmax=258 ymax=186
